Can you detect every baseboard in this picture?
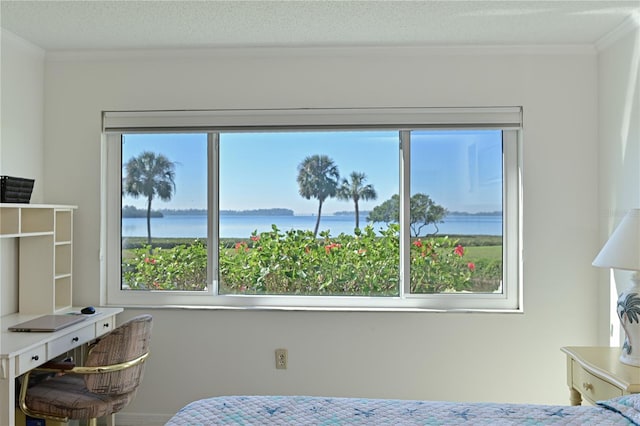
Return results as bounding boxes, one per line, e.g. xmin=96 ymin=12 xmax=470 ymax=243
xmin=114 ymin=413 xmax=172 ymax=426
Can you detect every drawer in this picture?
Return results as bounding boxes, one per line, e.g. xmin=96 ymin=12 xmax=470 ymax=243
xmin=96 ymin=316 xmax=114 ymax=337
xmin=48 ymin=325 xmax=95 ymax=358
xmin=17 ymin=345 xmax=46 ymax=375
xmin=572 ymin=360 xmax=623 ymax=403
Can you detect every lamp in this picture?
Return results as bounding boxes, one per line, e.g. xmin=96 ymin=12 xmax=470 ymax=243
xmin=593 ymin=209 xmax=640 ymax=366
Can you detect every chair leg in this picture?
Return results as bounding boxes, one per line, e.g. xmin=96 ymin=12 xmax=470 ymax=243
xmin=106 ymin=413 xmax=116 ymax=426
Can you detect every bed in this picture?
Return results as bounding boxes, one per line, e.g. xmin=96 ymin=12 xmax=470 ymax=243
xmin=165 ymin=394 xmax=640 ymax=425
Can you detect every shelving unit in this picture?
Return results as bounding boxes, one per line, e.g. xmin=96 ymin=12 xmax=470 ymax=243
xmin=0 ymin=204 xmax=77 ymax=314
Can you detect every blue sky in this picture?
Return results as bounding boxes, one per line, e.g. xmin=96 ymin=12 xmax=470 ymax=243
xmin=122 ymin=130 xmax=502 ymax=215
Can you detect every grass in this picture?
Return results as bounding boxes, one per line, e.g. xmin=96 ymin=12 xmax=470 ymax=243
xmin=465 ymin=245 xmax=502 ymax=261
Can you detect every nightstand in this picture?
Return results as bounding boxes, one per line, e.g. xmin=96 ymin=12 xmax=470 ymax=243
xmin=561 ymin=346 xmax=640 ymax=405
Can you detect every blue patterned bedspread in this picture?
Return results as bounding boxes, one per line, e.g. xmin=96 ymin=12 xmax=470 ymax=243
xmin=166 ymin=394 xmax=640 ymax=425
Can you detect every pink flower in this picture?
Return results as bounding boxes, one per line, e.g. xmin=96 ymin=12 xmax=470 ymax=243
xmin=250 ymin=235 xmax=260 ymax=242
xmin=454 ymin=245 xmax=464 ymax=257
xmin=467 ymin=262 xmax=476 ymax=271
xmin=413 ymin=239 xmax=423 ymax=248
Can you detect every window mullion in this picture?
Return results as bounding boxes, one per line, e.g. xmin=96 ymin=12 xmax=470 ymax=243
xmin=209 ymin=132 xmax=219 ymax=295
xmin=399 ymin=130 xmax=411 ymax=297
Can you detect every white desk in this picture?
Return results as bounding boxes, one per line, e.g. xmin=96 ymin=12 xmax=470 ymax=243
xmin=0 ymin=307 xmax=123 ymax=426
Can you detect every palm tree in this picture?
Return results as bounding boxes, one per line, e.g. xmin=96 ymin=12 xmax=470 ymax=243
xmin=297 ymin=155 xmax=340 ymax=237
xmin=337 ymin=171 xmax=377 ymax=229
xmin=123 ymin=151 xmax=176 ymax=245
xmin=618 ymin=291 xmax=640 ymax=355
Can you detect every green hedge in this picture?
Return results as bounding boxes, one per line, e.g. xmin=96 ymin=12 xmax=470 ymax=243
xmin=122 ymin=225 xmax=502 ymax=294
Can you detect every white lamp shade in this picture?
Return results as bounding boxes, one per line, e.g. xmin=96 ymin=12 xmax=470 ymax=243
xmin=593 ymin=209 xmax=640 ymax=271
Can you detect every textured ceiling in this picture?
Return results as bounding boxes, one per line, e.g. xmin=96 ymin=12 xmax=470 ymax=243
xmin=1 ymin=0 xmax=639 ymax=51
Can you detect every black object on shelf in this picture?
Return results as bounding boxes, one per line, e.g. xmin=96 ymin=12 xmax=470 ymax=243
xmin=0 ymin=176 xmax=34 ymax=203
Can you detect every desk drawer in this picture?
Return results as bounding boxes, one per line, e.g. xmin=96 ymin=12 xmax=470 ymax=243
xmin=572 ymin=360 xmax=623 ymax=402
xmin=48 ymin=325 xmax=95 ymax=358
xmin=95 ymin=316 xmax=114 ymax=337
xmin=17 ymin=345 xmax=46 ymax=375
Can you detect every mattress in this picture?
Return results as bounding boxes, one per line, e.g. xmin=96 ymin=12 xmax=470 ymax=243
xmin=166 ymin=394 xmax=640 ymax=425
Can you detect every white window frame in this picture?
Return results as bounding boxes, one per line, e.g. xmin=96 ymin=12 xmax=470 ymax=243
xmin=101 ymin=107 xmax=523 ymax=312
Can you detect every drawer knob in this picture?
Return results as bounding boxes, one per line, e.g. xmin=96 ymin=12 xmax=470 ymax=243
xmin=582 ymin=382 xmax=593 ymax=391
xmin=31 ymin=355 xmax=39 ymax=361
xmin=103 ymin=323 xmax=110 ymax=328
xmin=72 ymin=337 xmax=79 ymax=342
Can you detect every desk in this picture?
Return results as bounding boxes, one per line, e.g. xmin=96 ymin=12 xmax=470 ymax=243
xmin=561 ymin=346 xmax=640 ymax=405
xmin=1 ymin=307 xmax=123 ymax=426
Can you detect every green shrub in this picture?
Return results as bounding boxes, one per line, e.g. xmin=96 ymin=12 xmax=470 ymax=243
xmin=122 ymin=225 xmax=500 ymax=295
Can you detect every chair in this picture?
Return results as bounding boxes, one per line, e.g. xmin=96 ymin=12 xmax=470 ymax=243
xmin=19 ymin=314 xmax=152 ymax=426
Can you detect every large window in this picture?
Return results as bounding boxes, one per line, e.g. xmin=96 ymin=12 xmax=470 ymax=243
xmin=103 ymin=108 xmax=522 ymax=310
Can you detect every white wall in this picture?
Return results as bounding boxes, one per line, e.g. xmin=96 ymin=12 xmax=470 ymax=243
xmin=39 ymin=46 xmax=601 ymax=422
xmin=0 ymin=31 xmax=45 ymax=315
xmin=0 ymin=30 xmax=45 ymax=202
xmin=1 ymin=32 xmax=610 ymax=422
xmin=596 ymin=21 xmax=640 ymax=344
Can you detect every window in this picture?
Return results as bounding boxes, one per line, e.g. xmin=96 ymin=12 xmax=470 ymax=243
xmin=103 ymin=108 xmax=522 ymax=311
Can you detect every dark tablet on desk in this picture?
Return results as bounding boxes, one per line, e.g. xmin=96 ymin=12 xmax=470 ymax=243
xmin=8 ymin=315 xmax=87 ymax=332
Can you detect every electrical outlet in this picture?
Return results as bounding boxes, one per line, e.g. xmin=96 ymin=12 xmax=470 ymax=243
xmin=275 ymin=348 xmax=288 ymax=369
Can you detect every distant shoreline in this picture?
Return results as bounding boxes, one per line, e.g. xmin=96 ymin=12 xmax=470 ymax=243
xmin=123 ymin=206 xmax=502 ymax=219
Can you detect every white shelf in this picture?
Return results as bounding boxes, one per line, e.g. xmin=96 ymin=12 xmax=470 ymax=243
xmin=0 ymin=204 xmax=77 ymax=314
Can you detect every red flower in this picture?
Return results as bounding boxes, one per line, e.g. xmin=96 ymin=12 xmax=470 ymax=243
xmin=250 ymin=235 xmax=260 ymax=242
xmin=413 ymin=239 xmax=423 ymax=248
xmin=467 ymin=262 xmax=476 ymax=271
xmin=324 ymin=243 xmax=341 ymax=253
xmin=235 ymin=242 xmax=249 ymax=252
xmin=144 ymin=257 xmax=156 ymax=264
xmin=454 ymin=245 xmax=464 ymax=257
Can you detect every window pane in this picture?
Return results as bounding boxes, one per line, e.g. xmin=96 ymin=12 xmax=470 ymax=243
xmin=218 ymin=131 xmax=400 ymax=296
xmin=409 ymin=130 xmax=503 ymax=294
xmin=120 ymin=133 xmax=208 ymax=291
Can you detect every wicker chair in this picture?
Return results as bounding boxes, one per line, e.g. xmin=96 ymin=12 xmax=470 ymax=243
xmin=19 ymin=314 xmax=152 ymax=426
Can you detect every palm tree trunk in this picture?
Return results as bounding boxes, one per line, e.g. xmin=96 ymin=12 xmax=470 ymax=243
xmin=146 ymin=197 xmax=152 ymax=246
xmin=313 ymin=200 xmax=323 ymax=237
xmin=354 ymin=201 xmax=360 ymax=229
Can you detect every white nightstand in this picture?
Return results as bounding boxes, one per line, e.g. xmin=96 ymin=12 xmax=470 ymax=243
xmin=561 ymin=346 xmax=640 ymax=405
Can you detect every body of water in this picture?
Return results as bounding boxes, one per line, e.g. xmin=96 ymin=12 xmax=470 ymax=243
xmin=122 ymin=214 xmax=502 ymax=238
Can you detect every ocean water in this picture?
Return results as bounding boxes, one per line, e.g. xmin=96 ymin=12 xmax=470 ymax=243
xmin=121 ymin=214 xmax=502 ymax=238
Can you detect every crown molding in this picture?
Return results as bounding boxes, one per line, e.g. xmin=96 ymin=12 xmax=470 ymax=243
xmin=1 ymin=28 xmax=45 ymax=56
xmin=44 ymin=44 xmax=597 ymax=62
xmin=596 ymin=12 xmax=640 ymax=51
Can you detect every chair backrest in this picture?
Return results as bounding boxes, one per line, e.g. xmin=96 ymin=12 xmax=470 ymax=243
xmin=84 ymin=314 xmax=152 ymax=395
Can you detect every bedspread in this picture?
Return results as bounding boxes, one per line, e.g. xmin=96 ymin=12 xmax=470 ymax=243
xmin=166 ymin=394 xmax=640 ymax=425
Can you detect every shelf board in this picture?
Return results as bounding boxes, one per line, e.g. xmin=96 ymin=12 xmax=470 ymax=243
xmin=0 ymin=231 xmax=54 ymax=238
